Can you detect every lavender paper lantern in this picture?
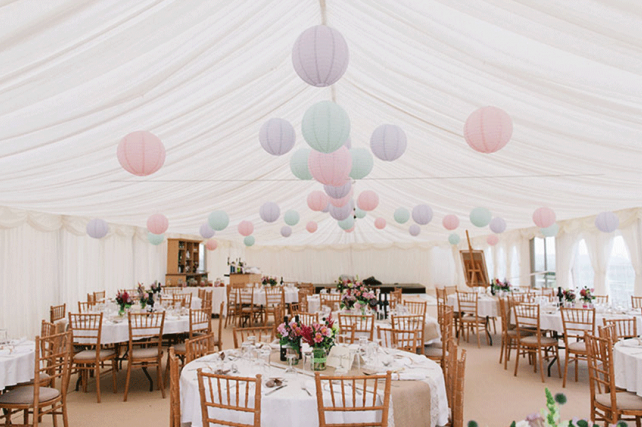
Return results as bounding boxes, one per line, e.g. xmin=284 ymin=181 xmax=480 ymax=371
xmin=208 ymin=211 xmax=229 ymax=231
xmin=302 ymin=101 xmax=350 ymax=153
xmin=448 ymin=233 xmax=461 ymax=245
xmin=409 ymin=224 xmax=421 ymax=236
xmin=412 ymin=205 xmax=433 ymax=225
xmin=259 ymin=202 xmax=280 ymax=223
xmin=147 ymin=213 xmax=169 ymax=235
xmin=487 ymin=235 xmax=499 ymax=246
xmin=338 ymin=216 xmax=354 ymax=230
xmin=322 ymin=204 xmax=330 ymax=213
xmin=148 ymin=232 xmax=164 ymax=246
xmin=308 ymin=146 xmax=352 ymax=186
xmin=370 ymin=124 xmax=407 ymax=161
xmin=199 ymin=223 xmax=215 ymax=239
xmin=442 ymin=215 xmax=460 ymax=231
xmin=259 ymin=118 xmax=296 ymax=156
xmin=470 ymin=207 xmax=492 ymax=228
xmin=357 ymin=191 xmax=379 ymax=212
xmin=117 ymin=131 xmax=166 ymax=176
xmin=394 ymin=208 xmax=410 ymax=224
xmin=238 ymin=220 xmax=254 ymax=237
xmin=489 ymin=217 xmax=507 ymax=234
xmin=86 ymin=219 xmax=109 ymax=239
xmin=349 ymin=148 xmax=374 ymax=180
xmin=281 ymin=226 xmax=292 ymax=238
xmin=595 ymin=212 xmax=619 ymax=233
xmin=284 ymin=210 xmax=300 ymax=226
xmin=354 ymin=208 xmax=366 ymax=219
xmin=328 ymin=191 xmax=352 ymax=208
xmin=292 ymin=25 xmax=349 ymax=87
xmin=541 ymin=223 xmax=559 ymax=237
xmin=324 ymin=181 xmax=352 ymax=199
xmin=306 ymin=221 xmax=318 ymax=233
xmin=464 ymin=106 xmax=513 ymax=154
xmin=290 ymin=148 xmax=313 ymax=180
xmin=244 ymin=236 xmax=255 ymax=247
xmin=205 ymin=239 xmax=218 ymax=251
xmin=329 ymin=200 xmax=354 ymax=221
xmin=307 ymin=191 xmax=329 ymax=212
xmin=532 ymin=207 xmax=556 ymax=229
xmin=374 ymin=218 xmax=386 ymax=229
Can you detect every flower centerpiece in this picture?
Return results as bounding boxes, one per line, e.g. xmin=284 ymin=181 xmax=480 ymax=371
xmin=137 ymin=283 xmax=151 ymax=309
xmin=277 ymin=316 xmax=303 ymax=362
xmin=562 ymin=289 xmax=576 ymax=306
xmin=491 ymin=278 xmax=511 ymax=295
xmin=262 ymin=276 xmax=278 ymax=286
xmin=115 ymin=290 xmax=133 ymax=316
xmin=579 ymin=287 xmax=595 ymax=307
xmin=336 ymin=277 xmax=378 ymax=312
xmin=301 ymin=314 xmax=338 ymax=371
xmin=150 ymin=281 xmax=162 ymax=294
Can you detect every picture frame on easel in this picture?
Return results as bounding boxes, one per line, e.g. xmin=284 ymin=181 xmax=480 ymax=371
xmin=460 ymin=230 xmax=490 ymax=288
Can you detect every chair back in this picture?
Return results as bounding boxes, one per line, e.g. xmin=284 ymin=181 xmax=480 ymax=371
xmin=50 ymin=303 xmax=66 ymax=323
xmin=238 ymin=289 xmax=255 ymax=306
xmin=585 ymin=333 xmax=617 ymax=415
xmin=35 ymin=331 xmax=71 ymax=393
xmin=439 ymin=305 xmax=454 ymax=345
xmin=87 ymin=293 xmax=96 ymax=303
xmin=186 ymin=333 xmax=216 ymax=363
xmin=320 ymin=293 xmax=341 ymax=311
xmin=298 ymin=282 xmax=315 ymax=294
xmin=498 ymin=298 xmax=511 ymax=332
xmin=602 ymin=317 xmax=637 ymax=340
xmin=69 ymin=312 xmax=103 ymax=348
xmin=631 ymin=295 xmax=642 ymax=309
xmin=435 ymin=287 xmax=448 ymax=306
xmin=513 ymin=303 xmax=543 ymax=337
xmin=189 ymin=308 xmax=211 ymax=338
xmin=128 ymin=312 xmax=165 ymax=358
xmin=443 ymin=337 xmax=458 ymax=409
xmin=452 ymin=349 xmax=467 ymax=427
xmin=593 ymin=295 xmax=609 ymax=305
xmin=164 ymin=287 xmax=184 ymax=295
xmin=93 ymin=291 xmax=106 ymax=301
xmin=376 ymin=325 xmax=394 ymax=348
xmin=444 ymin=286 xmax=457 ymax=296
xmin=233 ymin=326 xmax=275 ymax=348
xmin=389 ymin=288 xmax=402 ymax=310
xmin=197 ymin=371 xmax=262 ymax=427
xmin=294 ymin=311 xmax=319 ymax=326
xmin=78 ymin=301 xmax=96 ymax=313
xmin=169 ymin=347 xmax=181 ymax=427
xmin=265 ymin=287 xmax=284 ymax=307
xmin=298 ymin=290 xmax=310 ymax=312
xmin=561 ymin=307 xmax=596 ymax=342
xmin=402 ymin=300 xmax=426 ymax=318
xmin=314 ymin=371 xmax=392 ymax=427
xmin=175 ymin=293 xmax=192 ymax=308
xmin=456 ymin=291 xmax=478 ymax=317
xmin=201 ymin=290 xmax=213 ymax=310
xmin=338 ymin=313 xmax=375 ymax=341
xmin=390 ymin=314 xmax=424 ymax=353
xmin=41 ymin=320 xmax=57 ymax=338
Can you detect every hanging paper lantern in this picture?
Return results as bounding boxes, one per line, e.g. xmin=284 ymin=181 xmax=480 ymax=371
xmin=345 ymin=226 xmax=355 ymax=233
xmin=354 ymin=208 xmax=366 ymax=219
xmin=470 ymin=207 xmax=492 ymax=227
xmin=238 ymin=220 xmax=254 ymax=237
xmin=489 ymin=217 xmax=507 ymax=234
xmin=541 ymin=223 xmax=559 ymax=237
xmin=259 ymin=118 xmax=296 ymax=156
xmin=328 ymin=191 xmax=353 ymax=207
xmin=486 ymin=235 xmax=499 ymax=246
xmin=117 ymin=131 xmax=166 ymax=176
xmin=329 ymin=201 xmax=354 ymax=221
xmin=302 ymin=101 xmax=350 ymax=153
xmin=338 ymin=216 xmax=354 ymax=230
xmin=284 ymin=210 xmax=300 ymax=226
xmin=307 ymin=191 xmax=329 ymax=212
xmin=292 ymin=25 xmax=349 ymax=87
xmin=208 ymin=211 xmax=229 ymax=231
xmin=290 ymin=148 xmax=313 ymax=180
xmin=148 ymin=232 xmax=164 ymax=245
xmin=532 ymin=207 xmax=556 ymax=229
xmin=374 ymin=217 xmax=386 ymax=229
xmin=370 ymin=124 xmax=407 ymax=161
xmin=308 ymin=146 xmax=352 ymax=186
xmin=344 ymin=137 xmax=352 ymax=150
xmin=448 ymin=233 xmax=461 ymax=245
xmin=394 ymin=208 xmax=410 ymax=224
xmin=409 ymin=224 xmax=421 ymax=236
xmin=357 ymin=191 xmax=379 ymax=211
xmin=259 ymin=202 xmax=280 ymax=223
xmin=199 ymin=223 xmax=215 ymax=239
xmin=281 ymin=226 xmax=292 ymax=238
xmin=86 ymin=219 xmax=109 ymax=239
xmin=205 ymin=239 xmax=218 ymax=251
xmin=146 ymin=213 xmax=169 ymax=235
xmin=412 ymin=205 xmax=433 ymax=225
xmin=595 ymin=212 xmax=619 ymax=233
xmin=464 ymin=106 xmax=513 ymax=154
xmin=442 ymin=215 xmax=460 ymax=231
xmin=349 ymin=148 xmax=374 ymax=180
xmin=244 ymin=236 xmax=255 ymax=247
xmin=322 ymin=204 xmax=330 ymax=213
xmin=324 ymin=181 xmax=352 ymax=199
xmin=306 ymin=221 xmax=318 ymax=233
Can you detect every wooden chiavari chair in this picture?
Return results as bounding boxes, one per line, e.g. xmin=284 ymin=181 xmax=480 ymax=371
xmin=124 ymin=312 xmax=165 ymax=401
xmin=93 ymin=291 xmax=105 ymax=302
xmin=197 ymin=371 xmax=262 ymax=427
xmin=560 ymin=307 xmax=595 ymax=387
xmin=212 ymin=302 xmax=224 ymax=352
xmin=186 ymin=333 xmax=217 ymax=363
xmin=456 ymin=291 xmax=488 ymax=348
xmin=603 ymin=317 xmax=637 ymax=341
xmin=263 ymin=287 xmax=284 ymax=326
xmin=77 ymin=301 xmax=96 ymax=314
xmin=425 ymin=304 xmax=453 ymax=366
xmin=200 ymin=289 xmax=213 ymax=311
xmin=314 ymin=371 xmax=392 ymax=427
xmin=451 ymin=349 xmax=467 ymax=427
xmin=337 ymin=313 xmax=375 ymax=343
xmin=593 ymin=295 xmax=609 ymax=305
xmin=238 ymin=289 xmax=262 ymax=327
xmin=497 ymin=298 xmax=531 ymax=370
xmin=169 ymin=348 xmax=181 ymax=427
xmin=225 ymin=287 xmax=239 ymax=327
xmin=402 ymin=300 xmax=427 ymax=344
xmin=391 ymin=314 xmax=424 ymax=354
xmin=631 ymin=296 xmax=642 ymax=309
xmin=167 ymin=307 xmax=211 ymax=377
xmin=174 ymin=293 xmax=192 ymax=309
xmin=377 ymin=325 xmax=394 ymax=348
xmin=233 ymin=326 xmax=276 ymax=349
xmin=389 ymin=288 xmax=402 ymax=310
xmin=294 ymin=311 xmax=319 ymax=326
xmin=50 ymin=304 xmax=66 ymax=324
xmin=320 ymin=293 xmax=341 ymax=312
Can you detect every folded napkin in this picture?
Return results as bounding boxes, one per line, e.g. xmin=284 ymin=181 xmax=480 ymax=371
xmin=386 ymin=372 xmax=426 ymax=381
xmin=0 ymin=349 xmax=11 ymax=356
xmin=10 ymin=337 xmax=26 ymax=345
xmin=620 ymin=339 xmax=642 ymax=348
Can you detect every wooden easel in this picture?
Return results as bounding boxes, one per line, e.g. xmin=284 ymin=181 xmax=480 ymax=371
xmin=460 ymin=230 xmax=490 ymax=288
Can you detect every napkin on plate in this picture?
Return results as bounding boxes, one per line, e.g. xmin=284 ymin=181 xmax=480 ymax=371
xmin=387 ymin=372 xmax=426 ymax=381
xmin=620 ymin=339 xmax=642 ymax=348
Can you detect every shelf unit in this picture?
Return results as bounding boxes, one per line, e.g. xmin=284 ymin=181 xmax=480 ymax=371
xmin=165 ymin=238 xmax=208 ymax=285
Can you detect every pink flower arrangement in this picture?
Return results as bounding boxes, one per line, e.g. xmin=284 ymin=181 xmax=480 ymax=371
xmin=277 ymin=317 xmax=303 ymax=350
xmin=336 ymin=277 xmax=377 ymax=310
xmin=301 ymin=315 xmax=337 ymax=350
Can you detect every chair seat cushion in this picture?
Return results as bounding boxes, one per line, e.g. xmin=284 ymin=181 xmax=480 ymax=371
xmin=74 ymin=348 xmax=116 ymax=361
xmin=424 ymin=346 xmax=443 ymax=357
xmin=520 ymin=335 xmax=558 ymax=346
xmin=596 ymin=391 xmax=642 ymax=410
xmin=173 ymin=343 xmax=186 ymax=354
xmin=15 ymin=373 xmax=51 ymax=387
xmin=567 ymin=341 xmax=586 ymax=353
xmin=0 ymin=386 xmax=60 ymax=405
xmin=131 ymin=347 xmax=162 ymax=359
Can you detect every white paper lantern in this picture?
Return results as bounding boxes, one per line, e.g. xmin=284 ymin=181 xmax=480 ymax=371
xmin=87 ymin=219 xmax=109 ymax=239
xmin=259 ymin=118 xmax=296 ymax=156
xmin=349 ymin=148 xmax=374 ymax=180
xmin=370 ymin=124 xmax=407 ymax=161
xmin=259 ymin=202 xmax=280 ymax=223
xmin=595 ymin=212 xmax=619 ymax=233
xmin=489 ymin=217 xmax=506 ymax=234
xmin=354 ymin=208 xmax=366 ymax=219
xmin=338 ymin=216 xmax=354 ymax=230
xmin=292 ymin=25 xmax=349 ymax=87
xmin=290 ymin=148 xmax=313 ymax=180
xmin=148 ymin=232 xmax=165 ymax=245
xmin=302 ymin=101 xmax=350 ymax=153
xmin=541 ymin=223 xmax=559 ymax=237
xmin=412 ymin=205 xmax=433 ymax=225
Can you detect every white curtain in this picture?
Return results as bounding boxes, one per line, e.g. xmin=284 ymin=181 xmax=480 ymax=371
xmin=582 ymin=231 xmax=615 ymax=295
xmin=621 ymin=217 xmax=642 ymax=296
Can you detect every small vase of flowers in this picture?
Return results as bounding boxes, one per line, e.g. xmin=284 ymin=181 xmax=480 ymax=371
xmin=491 ymin=278 xmax=511 ymax=296
xmin=137 ymin=283 xmax=150 ymax=309
xmin=579 ymin=287 xmax=595 ymax=308
xmin=262 ymin=276 xmax=278 ymax=286
xmin=116 ymin=290 xmax=133 ymax=316
xmin=277 ymin=316 xmax=303 ymax=363
xmin=562 ymin=289 xmax=576 ymax=308
xmin=337 ymin=277 xmax=378 ymax=312
xmin=301 ymin=315 xmax=337 ymax=371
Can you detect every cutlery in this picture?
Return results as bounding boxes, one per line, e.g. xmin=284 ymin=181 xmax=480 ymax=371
xmin=265 ymin=384 xmax=287 ymax=395
xmin=301 ymin=385 xmax=312 ymax=396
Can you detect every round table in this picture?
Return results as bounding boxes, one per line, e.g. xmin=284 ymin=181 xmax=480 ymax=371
xmin=614 ymin=338 xmax=642 ymax=395
xmin=73 ymin=313 xmax=190 ymax=345
xmin=0 ymin=340 xmax=35 ymax=390
xmin=447 ymin=294 xmax=499 ymax=318
xmin=180 ymin=346 xmax=449 ymax=427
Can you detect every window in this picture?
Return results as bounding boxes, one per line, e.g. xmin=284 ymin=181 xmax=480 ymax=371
xmin=572 ymin=239 xmax=594 ymax=290
xmin=530 ymin=236 xmax=556 ymax=288
xmin=606 ymin=235 xmax=635 ymax=309
xmin=199 ymin=243 xmax=206 ymax=272
xmin=510 ymin=246 xmax=520 ymax=286
xmin=485 ymin=246 xmax=494 ymax=280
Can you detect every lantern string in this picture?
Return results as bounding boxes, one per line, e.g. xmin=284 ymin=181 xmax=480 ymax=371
xmin=319 ymin=0 xmax=327 ymax=25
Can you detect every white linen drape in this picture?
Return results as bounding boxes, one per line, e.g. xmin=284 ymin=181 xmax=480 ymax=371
xmin=621 ymin=218 xmax=642 ymax=297
xmin=582 ymin=231 xmax=615 ymax=294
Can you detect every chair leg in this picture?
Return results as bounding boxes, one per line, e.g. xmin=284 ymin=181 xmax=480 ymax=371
xmin=95 ymin=363 xmax=101 ymax=403
xmin=499 ymin=335 xmax=505 ymax=364
xmin=514 ymin=343 xmax=521 ymax=377
xmin=157 ymin=359 xmax=165 ymax=398
xmin=562 ymin=351 xmax=569 ymax=387
xmin=124 ymin=361 xmax=132 ymax=402
xmin=112 ymin=358 xmax=117 ymax=393
xmin=538 ymin=348 xmax=545 ymax=383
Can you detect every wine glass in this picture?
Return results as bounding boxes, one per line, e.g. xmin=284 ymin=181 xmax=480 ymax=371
xmin=285 ymin=353 xmax=297 ymax=377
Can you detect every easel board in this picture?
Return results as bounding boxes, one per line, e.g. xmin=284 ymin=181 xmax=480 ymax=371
xmin=460 ymin=250 xmax=490 ymax=288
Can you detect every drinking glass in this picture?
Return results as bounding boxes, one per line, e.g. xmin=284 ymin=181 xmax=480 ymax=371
xmin=260 ymin=334 xmax=272 ymax=345
xmin=0 ymin=329 xmax=7 ymax=345
xmin=285 ymin=353 xmax=297 ymax=377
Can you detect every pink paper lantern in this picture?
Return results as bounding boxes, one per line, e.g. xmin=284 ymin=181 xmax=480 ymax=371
xmin=308 ymin=147 xmax=352 ymax=186
xmin=238 ymin=220 xmax=254 ymax=237
xmin=117 ymin=131 xmax=166 ymax=176
xmin=307 ymin=191 xmax=329 ymax=211
xmin=486 ymin=235 xmax=499 ymax=246
xmin=328 ymin=191 xmax=353 ymax=207
xmin=306 ymin=221 xmax=318 ymax=233
xmin=357 ymin=190 xmax=379 ymax=211
xmin=205 ymin=239 xmax=218 ymax=251
xmin=532 ymin=207 xmax=556 ymax=228
xmin=345 ymin=226 xmax=355 ymax=233
xmin=147 ymin=214 xmax=169 ymax=235
xmin=374 ymin=218 xmax=386 ymax=230
xmin=442 ymin=214 xmax=459 ymax=231
xmin=259 ymin=118 xmax=296 ymax=156
xmin=324 ymin=181 xmax=352 ymax=199
xmin=292 ymin=25 xmax=349 ymax=87
xmin=370 ymin=124 xmax=407 ymax=161
xmin=464 ymin=106 xmax=513 ymax=154
xmin=409 ymin=224 xmax=421 ymax=236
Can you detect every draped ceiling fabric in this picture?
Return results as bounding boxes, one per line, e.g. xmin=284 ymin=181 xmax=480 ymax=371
xmin=1 ymin=0 xmax=642 ymax=249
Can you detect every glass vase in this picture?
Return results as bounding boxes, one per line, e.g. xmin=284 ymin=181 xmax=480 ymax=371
xmin=312 ymin=347 xmax=328 ymax=371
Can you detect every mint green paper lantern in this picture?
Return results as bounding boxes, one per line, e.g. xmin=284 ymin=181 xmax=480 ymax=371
xmin=338 ymin=216 xmax=354 ymax=230
xmin=448 ymin=233 xmax=460 ymax=245
xmin=301 ymin=101 xmax=350 ymax=153
xmin=541 ymin=223 xmax=559 ymax=237
xmin=469 ymin=207 xmax=492 ymax=227
xmin=290 ymin=148 xmax=313 ymax=180
xmin=394 ymin=208 xmax=410 ymax=224
xmin=349 ymin=148 xmax=373 ymax=179
xmin=244 ymin=236 xmax=255 ymax=247
xmin=148 ymin=232 xmax=165 ymax=245
xmin=208 ymin=211 xmax=229 ymax=231
xmin=284 ymin=210 xmax=300 ymax=226
xmin=354 ymin=207 xmax=366 ymax=219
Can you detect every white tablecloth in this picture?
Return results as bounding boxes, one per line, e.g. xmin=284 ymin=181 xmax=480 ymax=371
xmin=614 ymin=339 xmax=642 ymax=396
xmin=212 ymin=286 xmax=226 ymax=315
xmin=160 ymin=292 xmax=202 ymax=309
xmin=535 ymin=310 xmax=642 ymax=335
xmin=0 ymin=340 xmax=35 ymax=390
xmin=180 ymin=347 xmax=449 ymax=427
xmin=447 ymin=294 xmax=499 ymax=318
xmin=76 ymin=315 xmax=190 ymax=345
xmin=237 ymin=287 xmax=299 ymax=306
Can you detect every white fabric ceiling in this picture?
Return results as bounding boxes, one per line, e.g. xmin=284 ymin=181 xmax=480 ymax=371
xmin=1 ymin=0 xmax=642 ymax=247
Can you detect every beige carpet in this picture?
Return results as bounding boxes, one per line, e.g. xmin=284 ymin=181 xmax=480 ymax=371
xmin=8 ymin=317 xmax=592 ymax=426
